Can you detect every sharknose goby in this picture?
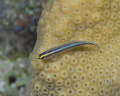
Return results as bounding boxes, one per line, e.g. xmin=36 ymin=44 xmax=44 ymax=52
xmin=38 ymin=41 xmax=99 ymax=59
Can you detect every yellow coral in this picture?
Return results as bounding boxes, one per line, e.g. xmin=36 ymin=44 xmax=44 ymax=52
xmin=27 ymin=0 xmax=120 ymax=96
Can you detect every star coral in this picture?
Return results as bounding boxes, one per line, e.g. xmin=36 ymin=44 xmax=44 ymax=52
xmin=27 ymin=0 xmax=120 ymax=96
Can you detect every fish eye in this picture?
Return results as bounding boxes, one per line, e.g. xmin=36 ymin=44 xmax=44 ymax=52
xmin=39 ymin=54 xmax=41 ymax=57
xmin=38 ymin=54 xmax=42 ymax=59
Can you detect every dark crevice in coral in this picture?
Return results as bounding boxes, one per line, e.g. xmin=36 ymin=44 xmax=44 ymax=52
xmin=9 ymin=76 xmax=16 ymax=85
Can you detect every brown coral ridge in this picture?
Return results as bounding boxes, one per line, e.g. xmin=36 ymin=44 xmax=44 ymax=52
xmin=27 ymin=0 xmax=120 ymax=96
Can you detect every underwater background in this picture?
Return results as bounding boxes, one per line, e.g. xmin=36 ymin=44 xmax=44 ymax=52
xmin=0 ymin=0 xmax=48 ymax=96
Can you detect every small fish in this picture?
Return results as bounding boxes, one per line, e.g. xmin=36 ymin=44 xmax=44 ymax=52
xmin=38 ymin=41 xmax=99 ymax=59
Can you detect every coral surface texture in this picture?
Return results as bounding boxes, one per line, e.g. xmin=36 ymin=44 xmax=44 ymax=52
xmin=27 ymin=0 xmax=120 ymax=96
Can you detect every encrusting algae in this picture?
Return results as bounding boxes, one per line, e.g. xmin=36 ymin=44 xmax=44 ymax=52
xmin=27 ymin=0 xmax=120 ymax=96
